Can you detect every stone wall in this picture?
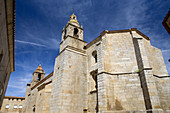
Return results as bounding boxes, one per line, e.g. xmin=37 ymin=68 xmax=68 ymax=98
xmin=96 ymin=32 xmax=146 ymax=112
xmin=51 ymin=47 xmax=88 ymax=113
xmin=0 ymin=0 xmax=15 ymax=108
xmin=86 ymin=30 xmax=170 ymax=113
xmin=21 ymin=17 xmax=169 ymax=113
xmin=24 ymin=73 xmax=53 ymax=113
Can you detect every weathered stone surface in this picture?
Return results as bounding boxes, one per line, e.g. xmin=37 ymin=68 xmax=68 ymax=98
xmin=0 ymin=0 xmax=15 ymax=109
xmin=5 ymin=14 xmax=170 ymax=113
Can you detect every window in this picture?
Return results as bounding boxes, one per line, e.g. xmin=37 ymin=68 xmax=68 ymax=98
xmin=19 ymin=105 xmax=22 ymax=109
xmin=37 ymin=73 xmax=41 ymax=81
xmin=73 ymin=28 xmax=78 ymax=38
xmin=83 ymin=109 xmax=87 ymax=113
xmin=13 ymin=104 xmax=17 ymax=109
xmin=90 ymin=70 xmax=98 ymax=91
xmin=5 ymin=104 xmax=9 ymax=108
xmin=33 ymin=105 xmax=36 ymax=112
xmin=0 ymin=50 xmax=3 ymax=63
xmin=92 ymin=51 xmax=97 ymax=63
xmin=64 ymin=29 xmax=67 ymax=36
xmin=94 ymin=54 xmax=97 ymax=63
xmin=64 ymin=28 xmax=67 ymax=40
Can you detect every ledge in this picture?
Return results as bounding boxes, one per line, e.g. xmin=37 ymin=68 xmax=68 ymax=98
xmin=89 ymin=90 xmax=97 ymax=94
xmin=4 ymin=96 xmax=25 ymax=100
xmin=153 ymin=75 xmax=170 ymax=78
xmin=60 ymin=35 xmax=87 ymax=45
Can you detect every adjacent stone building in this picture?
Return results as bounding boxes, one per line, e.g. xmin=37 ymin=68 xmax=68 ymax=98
xmin=0 ymin=0 xmax=15 ymax=108
xmin=24 ymin=65 xmax=53 ymax=113
xmin=24 ymin=14 xmax=170 ymax=113
xmin=0 ymin=96 xmax=25 ymax=113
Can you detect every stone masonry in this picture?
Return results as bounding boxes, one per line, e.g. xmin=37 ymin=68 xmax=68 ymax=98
xmin=22 ymin=14 xmax=170 ymax=113
xmin=0 ymin=96 xmax=25 ymax=113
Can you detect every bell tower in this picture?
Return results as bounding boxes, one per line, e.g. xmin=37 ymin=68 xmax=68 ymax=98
xmin=61 ymin=13 xmax=83 ymax=41
xmin=60 ymin=13 xmax=85 ymax=52
xmin=51 ymin=14 xmax=87 ymax=113
xmin=31 ymin=64 xmax=45 ymax=87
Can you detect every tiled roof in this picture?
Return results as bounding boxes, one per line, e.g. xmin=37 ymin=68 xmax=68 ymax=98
xmin=36 ymin=64 xmax=43 ymax=70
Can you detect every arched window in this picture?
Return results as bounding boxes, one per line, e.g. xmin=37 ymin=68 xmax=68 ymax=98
xmin=90 ymin=70 xmax=98 ymax=91
xmin=13 ymin=104 xmax=17 ymax=109
xmin=73 ymin=28 xmax=78 ymax=38
xmin=33 ymin=105 xmax=36 ymax=112
xmin=92 ymin=50 xmax=97 ymax=63
xmin=37 ymin=73 xmax=41 ymax=81
xmin=19 ymin=105 xmax=23 ymax=109
xmin=5 ymin=104 xmax=9 ymax=109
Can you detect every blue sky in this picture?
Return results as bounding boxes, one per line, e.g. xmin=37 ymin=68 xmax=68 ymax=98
xmin=6 ymin=0 xmax=170 ymax=97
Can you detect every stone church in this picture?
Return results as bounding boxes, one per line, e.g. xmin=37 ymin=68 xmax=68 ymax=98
xmin=23 ymin=14 xmax=170 ymax=113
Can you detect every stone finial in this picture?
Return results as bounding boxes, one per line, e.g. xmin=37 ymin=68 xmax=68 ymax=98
xmin=36 ymin=64 xmax=43 ymax=70
xmin=68 ymin=13 xmax=79 ymax=26
xmin=81 ymin=24 xmax=83 ymax=28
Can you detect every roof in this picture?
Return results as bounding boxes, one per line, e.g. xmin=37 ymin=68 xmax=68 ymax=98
xmin=85 ymin=28 xmax=150 ymax=49
xmin=5 ymin=0 xmax=16 ymax=72
xmin=4 ymin=96 xmax=25 ymax=100
xmin=36 ymin=64 xmax=43 ymax=70
xmin=162 ymin=8 xmax=170 ymax=35
xmin=33 ymin=64 xmax=45 ymax=74
xmin=31 ymin=71 xmax=53 ymax=90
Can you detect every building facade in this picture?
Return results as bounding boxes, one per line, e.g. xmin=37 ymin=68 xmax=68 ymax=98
xmin=24 ymin=14 xmax=170 ymax=113
xmin=0 ymin=96 xmax=25 ymax=113
xmin=0 ymin=0 xmax=15 ymax=108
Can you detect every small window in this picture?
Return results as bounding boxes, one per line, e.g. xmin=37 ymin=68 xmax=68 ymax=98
xmin=0 ymin=50 xmax=3 ymax=63
xmin=37 ymin=73 xmax=41 ymax=81
xmin=73 ymin=28 xmax=78 ymax=38
xmin=19 ymin=105 xmax=23 ymax=109
xmin=14 ymin=104 xmax=17 ymax=109
xmin=64 ymin=29 xmax=67 ymax=36
xmin=92 ymin=51 xmax=97 ymax=63
xmin=5 ymin=104 xmax=9 ymax=108
xmin=83 ymin=109 xmax=87 ymax=113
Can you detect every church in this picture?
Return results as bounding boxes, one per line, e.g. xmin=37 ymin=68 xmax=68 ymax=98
xmin=23 ymin=14 xmax=170 ymax=113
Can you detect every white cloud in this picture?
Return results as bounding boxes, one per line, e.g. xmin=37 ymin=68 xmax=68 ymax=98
xmin=6 ymin=73 xmax=32 ymax=96
xmin=162 ymin=50 xmax=170 ymax=52
xmin=15 ymin=40 xmax=47 ymax=47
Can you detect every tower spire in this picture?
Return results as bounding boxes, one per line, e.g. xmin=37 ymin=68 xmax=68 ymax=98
xmin=68 ymin=13 xmax=79 ymax=26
